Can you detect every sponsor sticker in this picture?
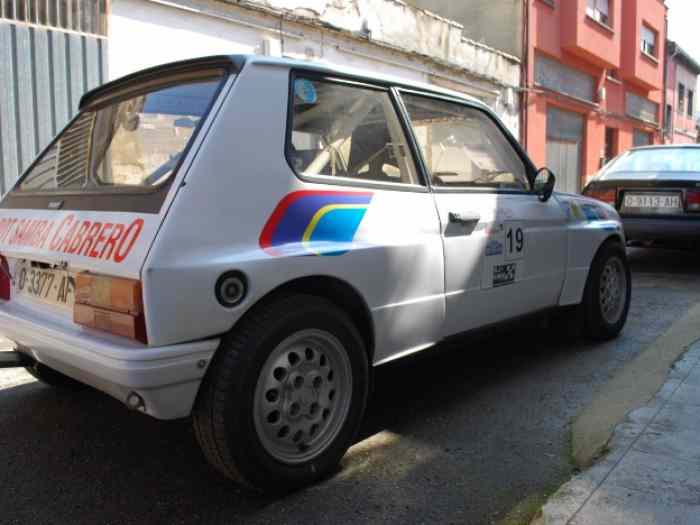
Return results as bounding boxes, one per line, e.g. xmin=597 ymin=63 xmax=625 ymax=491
xmin=570 ymin=201 xmax=585 ymax=221
xmin=0 ymin=215 xmax=144 ymax=263
xmin=581 ymin=204 xmax=601 ymax=221
xmin=493 ymin=263 xmax=517 ymax=287
xmin=562 ymin=198 xmax=613 ymax=223
xmin=294 ymin=79 xmax=318 ymax=104
xmin=485 ymin=238 xmax=503 ymax=257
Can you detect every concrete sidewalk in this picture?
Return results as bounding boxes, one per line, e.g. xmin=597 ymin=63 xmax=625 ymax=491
xmin=536 ymin=340 xmax=700 ymax=525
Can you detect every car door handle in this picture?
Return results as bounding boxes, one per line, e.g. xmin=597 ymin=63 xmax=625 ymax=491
xmin=448 ymin=212 xmax=481 ymax=225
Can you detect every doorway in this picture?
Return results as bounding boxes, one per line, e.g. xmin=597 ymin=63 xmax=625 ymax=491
xmin=604 ymin=127 xmax=618 ymax=166
xmin=546 ymin=107 xmax=584 ymax=194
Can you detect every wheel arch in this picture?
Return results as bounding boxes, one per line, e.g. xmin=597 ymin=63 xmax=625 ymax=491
xmin=558 ymin=232 xmax=626 ymax=307
xmin=593 ymin=233 xmax=626 ymax=259
xmin=230 ymin=275 xmax=375 ymax=363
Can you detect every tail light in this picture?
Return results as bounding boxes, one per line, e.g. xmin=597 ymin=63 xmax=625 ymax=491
xmin=585 ymin=187 xmax=617 ymax=206
xmin=687 ymin=190 xmax=700 ymax=212
xmin=0 ymin=255 xmax=10 ymax=301
xmin=73 ymin=273 xmax=147 ymax=343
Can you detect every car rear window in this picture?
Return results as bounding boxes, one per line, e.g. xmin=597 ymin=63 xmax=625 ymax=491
xmin=16 ymin=70 xmax=226 ymax=195
xmin=604 ymin=148 xmax=700 ymax=176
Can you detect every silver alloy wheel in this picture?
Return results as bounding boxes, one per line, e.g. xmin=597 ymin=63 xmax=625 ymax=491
xmin=599 ymin=256 xmax=627 ymax=325
xmin=253 ymin=328 xmax=353 ymax=464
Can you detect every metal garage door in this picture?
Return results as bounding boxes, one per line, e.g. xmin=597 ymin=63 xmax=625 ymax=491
xmin=0 ymin=2 xmax=107 ymax=195
xmin=546 ymin=107 xmax=584 ymax=194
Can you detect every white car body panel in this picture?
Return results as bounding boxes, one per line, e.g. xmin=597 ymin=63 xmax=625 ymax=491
xmin=433 ymin=191 xmax=569 ymax=335
xmin=0 ymin=56 xmax=624 ymax=419
xmin=554 ymin=193 xmax=625 ymax=305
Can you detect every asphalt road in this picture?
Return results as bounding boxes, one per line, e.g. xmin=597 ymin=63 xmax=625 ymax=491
xmin=2 ymin=247 xmax=700 ymax=525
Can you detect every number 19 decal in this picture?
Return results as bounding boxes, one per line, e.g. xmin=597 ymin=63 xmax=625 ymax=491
xmin=505 ymin=222 xmax=525 ymax=261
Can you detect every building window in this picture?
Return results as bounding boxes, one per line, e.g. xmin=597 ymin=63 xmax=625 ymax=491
xmin=641 ymin=25 xmax=657 ymax=57
xmin=0 ymin=0 xmax=108 ymax=36
xmin=679 ymin=83 xmax=686 ymax=113
xmin=535 ymin=54 xmax=596 ymax=103
xmin=688 ymin=90 xmax=695 ymax=118
xmin=665 ymin=104 xmax=673 ymax=132
xmin=586 ymin=0 xmax=610 ymax=26
xmin=627 ymin=92 xmax=659 ymax=125
xmin=633 ymin=130 xmax=653 ymax=147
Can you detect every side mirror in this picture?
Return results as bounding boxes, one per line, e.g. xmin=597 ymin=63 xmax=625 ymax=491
xmin=534 ymin=167 xmax=556 ymax=202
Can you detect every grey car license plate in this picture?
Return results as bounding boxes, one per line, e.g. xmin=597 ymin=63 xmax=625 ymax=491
xmin=623 ymin=193 xmax=682 ymax=213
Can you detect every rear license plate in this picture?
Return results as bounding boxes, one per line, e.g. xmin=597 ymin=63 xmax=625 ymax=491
xmin=14 ymin=262 xmax=75 ymax=308
xmin=622 ymin=193 xmax=682 ymax=213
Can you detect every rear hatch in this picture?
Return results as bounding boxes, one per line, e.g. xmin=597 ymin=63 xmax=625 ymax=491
xmin=584 ymin=147 xmax=700 ymax=217
xmin=0 ymin=59 xmax=231 ymax=341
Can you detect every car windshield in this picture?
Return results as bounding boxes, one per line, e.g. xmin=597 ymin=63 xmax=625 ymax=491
xmin=16 ymin=70 xmax=225 ymax=193
xmin=603 ymin=148 xmax=700 ymax=177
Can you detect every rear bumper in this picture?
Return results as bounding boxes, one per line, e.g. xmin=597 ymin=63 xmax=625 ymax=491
xmin=621 ymin=216 xmax=700 ymax=242
xmin=0 ymin=300 xmax=220 ymax=419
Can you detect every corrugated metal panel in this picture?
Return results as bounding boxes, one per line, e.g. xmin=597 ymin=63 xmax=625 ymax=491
xmin=51 ymin=30 xmax=71 ymax=130
xmin=15 ymin=24 xmax=37 ymax=173
xmin=0 ymin=20 xmax=107 ymax=194
xmin=0 ymin=24 xmax=20 ymax=194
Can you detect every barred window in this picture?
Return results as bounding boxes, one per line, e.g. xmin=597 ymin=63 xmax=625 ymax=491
xmin=0 ymin=0 xmax=108 ymax=36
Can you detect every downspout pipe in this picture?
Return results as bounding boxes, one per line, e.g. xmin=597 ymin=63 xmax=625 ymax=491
xmin=521 ymin=0 xmax=530 ymax=150
xmin=662 ymin=15 xmax=677 ymax=144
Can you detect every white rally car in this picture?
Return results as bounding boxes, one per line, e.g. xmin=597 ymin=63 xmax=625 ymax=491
xmin=0 ymin=55 xmax=630 ymax=492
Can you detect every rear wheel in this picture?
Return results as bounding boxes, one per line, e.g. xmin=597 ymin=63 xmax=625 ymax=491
xmin=25 ymin=362 xmax=86 ymax=390
xmin=582 ymin=240 xmax=631 ymax=340
xmin=193 ymin=294 xmax=369 ymax=493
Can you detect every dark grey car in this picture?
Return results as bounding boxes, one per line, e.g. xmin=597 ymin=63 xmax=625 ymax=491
xmin=582 ymin=145 xmax=700 ymax=244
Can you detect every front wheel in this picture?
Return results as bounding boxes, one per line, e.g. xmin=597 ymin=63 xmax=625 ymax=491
xmin=192 ymin=294 xmax=369 ymax=493
xmin=582 ymin=240 xmax=631 ymax=341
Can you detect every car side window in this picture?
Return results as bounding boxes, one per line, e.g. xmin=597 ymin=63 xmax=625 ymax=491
xmin=401 ymin=93 xmax=529 ymax=191
xmin=288 ymin=77 xmax=420 ymax=186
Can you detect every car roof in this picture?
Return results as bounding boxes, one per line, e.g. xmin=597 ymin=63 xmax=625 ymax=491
xmin=629 ymin=144 xmax=700 ymax=152
xmin=80 ymin=54 xmax=490 ymax=111
xmin=242 ymin=54 xmax=489 ymax=108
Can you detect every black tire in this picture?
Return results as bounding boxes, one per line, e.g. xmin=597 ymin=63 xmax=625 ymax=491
xmin=24 ymin=362 xmax=86 ymax=390
xmin=582 ymin=240 xmax=631 ymax=341
xmin=192 ymin=293 xmax=369 ymax=493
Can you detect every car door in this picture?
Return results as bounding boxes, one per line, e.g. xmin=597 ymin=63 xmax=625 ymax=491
xmin=398 ymin=91 xmax=568 ymax=337
xmin=276 ymin=74 xmax=446 ymax=366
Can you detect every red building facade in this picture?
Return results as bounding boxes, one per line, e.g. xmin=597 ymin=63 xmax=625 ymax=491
xmin=523 ymin=0 xmax=667 ymax=193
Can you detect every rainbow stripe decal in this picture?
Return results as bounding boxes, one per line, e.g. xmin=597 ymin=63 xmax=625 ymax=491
xmin=260 ymin=190 xmax=373 ymax=256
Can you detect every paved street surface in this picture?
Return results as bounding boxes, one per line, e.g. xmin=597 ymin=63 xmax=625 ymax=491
xmin=539 ymin=341 xmax=700 ymax=525
xmin=2 ymin=247 xmax=700 ymax=525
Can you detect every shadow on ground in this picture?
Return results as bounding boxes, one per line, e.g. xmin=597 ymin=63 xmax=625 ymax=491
xmin=1 ymin=247 xmax=699 ymax=525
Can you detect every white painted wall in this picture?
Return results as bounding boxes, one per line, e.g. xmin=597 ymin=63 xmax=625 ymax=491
xmin=109 ymin=0 xmax=262 ymax=79
xmin=108 ymin=0 xmax=520 ymax=136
